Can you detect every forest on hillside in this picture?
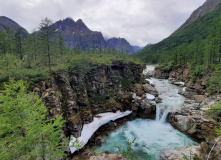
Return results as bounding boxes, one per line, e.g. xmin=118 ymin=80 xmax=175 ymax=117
xmin=136 ymin=7 xmax=221 ymax=94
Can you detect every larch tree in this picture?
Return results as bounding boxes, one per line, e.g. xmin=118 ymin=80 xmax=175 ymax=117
xmin=58 ymin=32 xmax=66 ymax=55
xmin=0 ymin=79 xmax=67 ymax=160
xmin=15 ymin=28 xmax=25 ymax=60
xmin=39 ymin=17 xmax=56 ymax=79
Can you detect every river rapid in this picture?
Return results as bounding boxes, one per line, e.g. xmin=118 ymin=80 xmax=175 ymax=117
xmin=95 ymin=66 xmax=198 ymax=160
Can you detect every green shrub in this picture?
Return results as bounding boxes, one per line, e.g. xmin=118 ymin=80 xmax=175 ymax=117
xmin=115 ymin=138 xmax=151 ymax=160
xmin=121 ymin=78 xmax=134 ymax=89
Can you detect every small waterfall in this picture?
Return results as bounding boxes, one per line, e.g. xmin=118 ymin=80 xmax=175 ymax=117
xmin=156 ymin=105 xmax=170 ymax=123
xmin=156 ymin=105 xmax=162 ymax=121
xmin=160 ymin=108 xmax=170 ymax=123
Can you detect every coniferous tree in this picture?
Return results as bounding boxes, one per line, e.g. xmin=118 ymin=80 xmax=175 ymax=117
xmin=23 ymin=29 xmax=39 ymax=66
xmin=0 ymin=79 xmax=66 ymax=160
xmin=39 ymin=17 xmax=56 ymax=78
xmin=15 ymin=28 xmax=25 ymax=60
xmin=58 ymin=32 xmax=66 ymax=55
xmin=0 ymin=31 xmax=7 ymax=55
xmin=5 ymin=27 xmax=15 ymax=54
xmin=74 ymin=43 xmax=81 ymax=54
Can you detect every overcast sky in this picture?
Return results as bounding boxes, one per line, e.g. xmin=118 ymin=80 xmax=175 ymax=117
xmin=1 ymin=0 xmax=206 ymax=46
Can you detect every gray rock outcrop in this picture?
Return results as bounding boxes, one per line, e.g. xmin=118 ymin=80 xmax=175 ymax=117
xmin=160 ymin=145 xmax=200 ymax=160
xmin=168 ymin=96 xmax=218 ymax=140
xmin=35 ymin=61 xmax=158 ymax=140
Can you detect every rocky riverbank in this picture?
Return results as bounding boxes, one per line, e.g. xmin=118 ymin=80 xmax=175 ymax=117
xmin=154 ymin=65 xmax=221 ymax=160
xmin=34 ymin=61 xmax=159 ymax=159
xmin=154 ymin=65 xmax=207 ymax=95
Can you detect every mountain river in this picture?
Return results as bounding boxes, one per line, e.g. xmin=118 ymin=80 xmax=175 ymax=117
xmin=95 ymin=66 xmax=198 ymax=160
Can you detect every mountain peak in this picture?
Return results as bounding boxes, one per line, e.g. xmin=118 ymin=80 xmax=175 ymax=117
xmin=66 ymin=17 xmax=74 ymax=20
xmin=76 ymin=19 xmax=83 ymax=23
xmin=52 ymin=17 xmax=91 ymax=34
xmin=107 ymin=37 xmax=135 ymax=54
xmin=0 ymin=16 xmax=28 ymax=35
xmin=63 ymin=17 xmax=75 ymax=23
xmin=74 ymin=18 xmax=90 ymax=32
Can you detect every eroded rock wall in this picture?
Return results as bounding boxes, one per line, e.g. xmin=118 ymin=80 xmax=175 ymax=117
xmin=35 ymin=61 xmax=157 ymax=139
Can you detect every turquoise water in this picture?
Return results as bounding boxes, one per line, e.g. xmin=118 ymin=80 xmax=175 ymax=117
xmin=96 ymin=119 xmax=197 ymax=160
xmin=95 ymin=78 xmax=198 ymax=160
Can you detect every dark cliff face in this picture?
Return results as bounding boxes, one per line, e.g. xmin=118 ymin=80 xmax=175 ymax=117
xmin=52 ymin=18 xmax=91 ymax=34
xmin=174 ymin=0 xmax=221 ymax=33
xmin=107 ymin=38 xmax=135 ymax=54
xmin=52 ymin=17 xmax=108 ymax=49
xmin=35 ymin=61 xmax=157 ymax=138
xmin=0 ymin=16 xmax=29 ymax=36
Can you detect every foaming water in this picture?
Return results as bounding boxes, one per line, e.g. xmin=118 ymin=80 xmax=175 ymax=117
xmin=152 ymin=78 xmax=185 ymax=108
xmin=97 ymin=119 xmax=197 ymax=160
xmin=155 ymin=105 xmax=162 ymax=121
xmin=96 ymin=73 xmax=197 ymax=160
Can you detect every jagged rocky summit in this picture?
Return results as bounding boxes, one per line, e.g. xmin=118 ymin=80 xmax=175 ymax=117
xmin=52 ymin=17 xmax=107 ymax=50
xmin=51 ymin=17 xmax=135 ymax=53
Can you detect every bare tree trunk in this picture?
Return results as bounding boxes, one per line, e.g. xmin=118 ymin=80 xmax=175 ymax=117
xmin=47 ymin=29 xmax=52 ymax=79
xmin=41 ymin=134 xmax=45 ymax=160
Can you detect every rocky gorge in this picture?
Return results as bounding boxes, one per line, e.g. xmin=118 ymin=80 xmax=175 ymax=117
xmin=34 ymin=62 xmax=221 ymax=160
xmin=34 ymin=61 xmax=160 ymax=159
xmin=154 ymin=65 xmax=221 ymax=160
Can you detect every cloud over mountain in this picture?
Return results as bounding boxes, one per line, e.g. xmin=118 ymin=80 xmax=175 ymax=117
xmin=0 ymin=0 xmax=205 ymax=46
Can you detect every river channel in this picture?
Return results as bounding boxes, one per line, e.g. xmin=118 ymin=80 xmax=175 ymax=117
xmin=95 ymin=66 xmax=198 ymax=160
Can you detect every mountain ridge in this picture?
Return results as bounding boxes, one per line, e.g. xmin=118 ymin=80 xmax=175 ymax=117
xmin=107 ymin=37 xmax=135 ymax=54
xmin=51 ymin=17 xmax=135 ymax=53
xmin=135 ymin=0 xmax=221 ymax=61
xmin=0 ymin=16 xmax=136 ymax=54
xmin=174 ymin=0 xmax=221 ymax=33
xmin=52 ymin=17 xmax=107 ymax=49
xmin=0 ymin=16 xmax=28 ymax=36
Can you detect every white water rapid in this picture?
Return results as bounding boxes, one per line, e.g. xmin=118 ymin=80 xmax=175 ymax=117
xmin=95 ymin=66 xmax=198 ymax=160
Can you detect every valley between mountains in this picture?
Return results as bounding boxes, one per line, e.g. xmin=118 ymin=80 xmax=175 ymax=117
xmin=0 ymin=0 xmax=221 ymax=160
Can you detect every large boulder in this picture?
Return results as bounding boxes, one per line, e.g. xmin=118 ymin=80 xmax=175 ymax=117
xmin=178 ymin=88 xmax=197 ymax=99
xmin=160 ymin=146 xmax=200 ymax=160
xmin=89 ymin=153 xmax=128 ymax=160
xmin=142 ymin=83 xmax=158 ymax=96
xmin=136 ymin=98 xmax=156 ymax=118
xmin=173 ymin=115 xmax=195 ymax=132
xmin=168 ymin=98 xmax=217 ymax=140
xmin=154 ymin=69 xmax=169 ymax=79
xmin=194 ymin=95 xmax=205 ymax=102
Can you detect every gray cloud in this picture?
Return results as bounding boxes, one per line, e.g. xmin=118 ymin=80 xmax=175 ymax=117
xmin=0 ymin=0 xmax=206 ymax=46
